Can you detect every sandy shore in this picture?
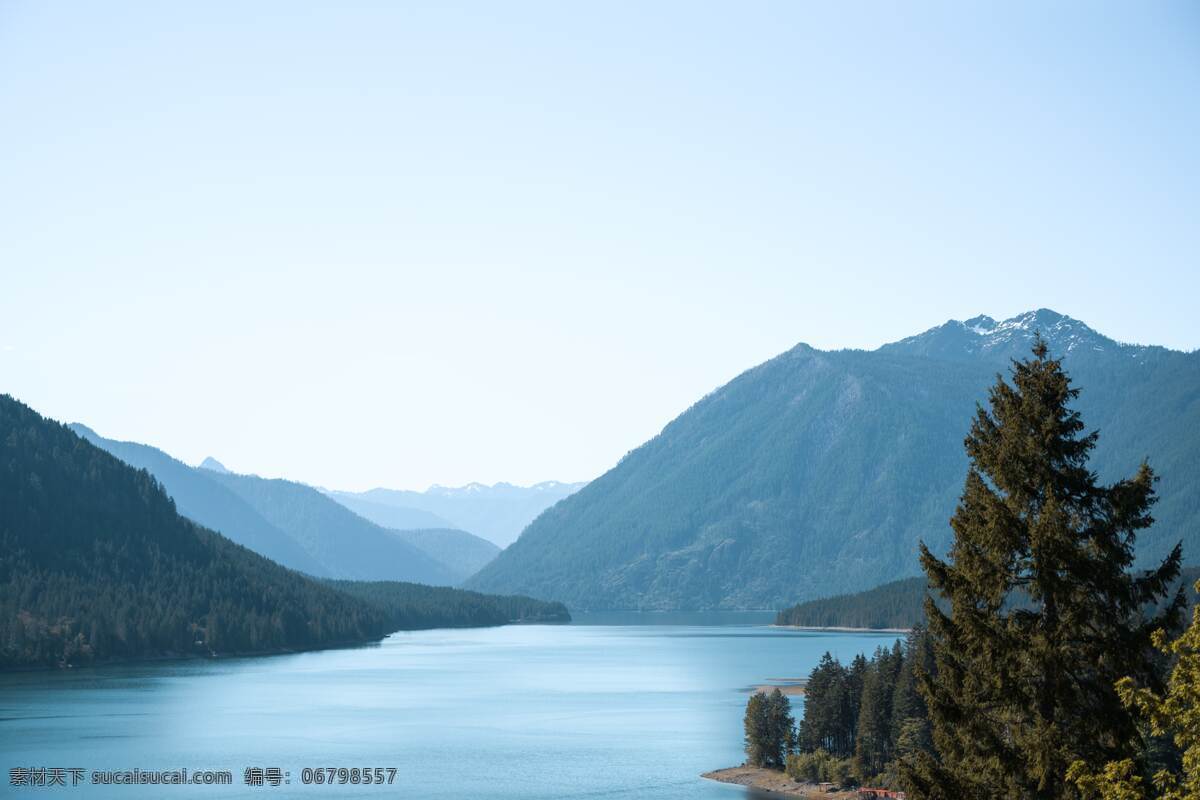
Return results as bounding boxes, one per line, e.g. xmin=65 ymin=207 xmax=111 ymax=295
xmin=702 ymin=766 xmax=858 ymax=798
xmin=752 ymin=679 xmax=807 ymax=696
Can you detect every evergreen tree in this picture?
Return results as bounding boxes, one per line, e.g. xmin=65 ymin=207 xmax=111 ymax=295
xmin=891 ymin=628 xmax=933 ymax=763
xmin=844 ymin=653 xmax=868 ymax=754
xmin=801 ymin=652 xmax=851 ymax=755
xmin=766 ymin=689 xmax=797 ymax=768
xmin=858 ymin=644 xmax=903 ymax=778
xmin=745 ymin=689 xmax=795 ymax=768
xmin=903 ymin=339 xmax=1183 ymax=799
xmin=745 ymin=692 xmax=770 ymax=767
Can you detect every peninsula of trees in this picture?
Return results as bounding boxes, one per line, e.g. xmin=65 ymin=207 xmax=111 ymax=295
xmin=775 ymin=577 xmax=929 ymax=630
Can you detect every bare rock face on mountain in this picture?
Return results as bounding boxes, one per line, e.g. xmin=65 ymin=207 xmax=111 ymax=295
xmin=467 ymin=310 xmax=1200 ymax=610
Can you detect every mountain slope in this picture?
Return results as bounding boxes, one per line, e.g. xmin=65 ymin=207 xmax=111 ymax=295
xmin=323 ymin=492 xmax=456 ymax=532
xmin=68 ymin=425 xmax=327 ymax=576
xmin=389 ymin=528 xmax=501 ymax=582
xmin=77 ymin=427 xmax=457 ymax=585
xmin=202 ymin=471 xmax=459 ymax=585
xmin=333 ymin=480 xmax=585 ymax=548
xmin=467 ymin=310 xmax=1200 ymax=610
xmin=1 ymin=395 xmax=394 ymax=667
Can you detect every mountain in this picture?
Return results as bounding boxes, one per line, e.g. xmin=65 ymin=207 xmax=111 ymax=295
xmin=389 ymin=528 xmax=501 ymax=582
xmin=323 ymin=492 xmax=457 ymax=532
xmin=1 ymin=395 xmax=569 ymax=668
xmin=68 ymin=425 xmax=327 ymax=576
xmin=467 ymin=310 xmax=1200 ymax=610
xmin=330 ymin=480 xmax=586 ymax=548
xmin=1 ymin=396 xmax=392 ymax=667
xmin=74 ymin=427 xmax=457 ymax=586
xmin=195 ymin=471 xmax=459 ymax=585
xmin=198 ymin=456 xmax=230 ymax=474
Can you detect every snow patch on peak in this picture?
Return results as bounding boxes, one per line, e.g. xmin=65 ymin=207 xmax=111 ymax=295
xmin=961 ymin=315 xmax=997 ymax=335
xmin=878 ymin=309 xmax=1139 ymax=361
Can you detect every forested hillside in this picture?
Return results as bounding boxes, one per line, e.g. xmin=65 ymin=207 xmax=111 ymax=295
xmin=468 ymin=311 xmax=1200 ymax=609
xmin=0 ymin=396 xmax=569 ymax=669
xmin=1 ymin=396 xmax=393 ymax=667
xmin=776 ymin=577 xmax=930 ymax=629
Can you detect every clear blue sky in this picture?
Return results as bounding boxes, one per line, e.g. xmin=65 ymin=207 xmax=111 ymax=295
xmin=1 ymin=1 xmax=1197 ymax=490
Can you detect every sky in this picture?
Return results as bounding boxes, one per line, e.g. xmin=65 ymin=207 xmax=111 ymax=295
xmin=1 ymin=2 xmax=1197 ymax=491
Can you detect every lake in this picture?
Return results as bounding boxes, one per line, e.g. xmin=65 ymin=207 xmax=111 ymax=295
xmin=1 ymin=614 xmax=902 ymax=798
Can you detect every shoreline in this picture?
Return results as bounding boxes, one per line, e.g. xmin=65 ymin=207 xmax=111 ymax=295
xmin=771 ymin=624 xmax=912 ymax=633
xmin=0 ymin=617 xmax=572 ymax=674
xmin=702 ymin=766 xmax=857 ymax=798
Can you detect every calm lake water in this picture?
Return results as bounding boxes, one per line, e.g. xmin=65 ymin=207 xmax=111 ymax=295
xmin=1 ymin=614 xmax=901 ymax=798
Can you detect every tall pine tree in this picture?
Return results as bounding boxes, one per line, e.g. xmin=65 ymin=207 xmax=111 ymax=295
xmin=903 ymin=338 xmax=1183 ymax=799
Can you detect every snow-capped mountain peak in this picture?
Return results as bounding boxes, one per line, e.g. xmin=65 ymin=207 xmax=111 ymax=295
xmin=879 ymin=309 xmax=1135 ymax=363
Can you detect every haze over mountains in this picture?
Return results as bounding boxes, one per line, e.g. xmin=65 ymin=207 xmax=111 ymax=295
xmin=328 ymin=481 xmax=585 ymax=548
xmin=69 ymin=428 xmax=574 ymax=585
xmin=467 ymin=310 xmax=1200 ymax=610
xmin=71 ymin=427 xmax=466 ymax=584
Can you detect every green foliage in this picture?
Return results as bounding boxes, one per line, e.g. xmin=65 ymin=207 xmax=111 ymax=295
xmin=780 ymin=630 xmax=932 ymax=790
xmin=744 ymin=688 xmax=796 ymax=768
xmin=0 ymin=396 xmax=568 ymax=668
xmin=857 ymin=641 xmax=905 ymax=776
xmin=904 ymin=340 xmax=1184 ymax=800
xmin=468 ymin=312 xmax=1200 ymax=610
xmin=786 ymin=749 xmax=855 ymax=785
xmin=1070 ymin=580 xmax=1200 ymax=800
xmin=800 ymin=652 xmax=865 ymax=757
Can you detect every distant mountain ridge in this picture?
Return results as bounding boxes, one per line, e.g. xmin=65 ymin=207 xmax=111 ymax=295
xmin=878 ymin=308 xmax=1157 ymax=362
xmin=68 ymin=424 xmax=328 ymax=576
xmin=330 ymin=480 xmax=586 ymax=548
xmin=467 ymin=310 xmax=1200 ymax=610
xmin=322 ymin=492 xmax=458 ymax=533
xmin=71 ymin=426 xmax=458 ymax=586
xmin=385 ymin=529 xmax=499 ymax=583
